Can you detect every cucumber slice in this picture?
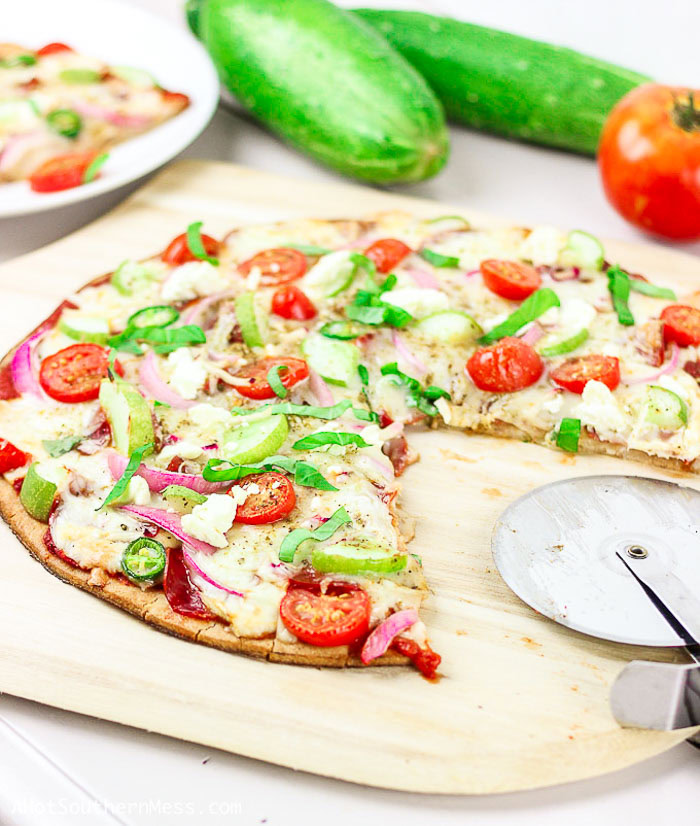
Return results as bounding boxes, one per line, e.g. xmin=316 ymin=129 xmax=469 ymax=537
xmin=59 ymin=68 xmax=101 ymax=84
xmin=382 ymin=287 xmax=449 ymax=319
xmin=58 ymin=311 xmax=110 ymax=345
xmin=560 ymin=230 xmax=605 ymax=271
xmin=301 ymin=334 xmax=360 ymax=386
xmin=413 ymin=310 xmax=481 ymax=344
xmin=302 ymin=250 xmax=356 ymax=298
xmin=111 ymin=259 xmax=161 ymax=296
xmin=20 ymin=462 xmax=65 ymax=522
xmin=127 ymin=305 xmax=179 ymax=329
xmin=222 ymin=413 xmax=289 ymax=464
xmin=111 ymin=65 xmax=157 ymax=89
xmin=99 ymin=379 xmax=155 ymax=456
xmin=162 ymin=484 xmax=207 ymax=514
xmin=645 ymin=385 xmax=688 ymax=430
xmin=235 ymin=291 xmax=268 ymax=348
xmin=310 ymin=540 xmax=407 ymax=575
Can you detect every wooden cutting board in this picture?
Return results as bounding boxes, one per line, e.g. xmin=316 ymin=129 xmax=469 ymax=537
xmin=0 ymin=161 xmax=697 ymax=794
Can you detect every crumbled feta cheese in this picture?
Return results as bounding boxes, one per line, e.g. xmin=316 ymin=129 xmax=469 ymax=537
xmin=575 ymin=380 xmax=627 ymax=435
xmin=435 ymin=396 xmax=452 ymax=423
xmin=158 ymin=440 xmax=203 ymax=462
xmin=188 ymin=403 xmax=232 ymax=434
xmin=518 ymin=226 xmax=567 ymax=265
xmin=182 ymin=493 xmax=240 ymax=548
xmin=123 ymin=475 xmax=151 ymax=506
xmin=382 ymin=287 xmax=449 ymax=318
xmin=542 ymin=394 xmax=564 ymax=414
xmin=481 ymin=312 xmax=508 ymax=332
xmin=160 ymin=261 xmax=229 ymax=302
xmin=167 ymin=349 xmax=207 ymax=400
xmin=559 ymin=298 xmax=597 ymax=331
xmin=302 ymin=250 xmax=355 ymax=299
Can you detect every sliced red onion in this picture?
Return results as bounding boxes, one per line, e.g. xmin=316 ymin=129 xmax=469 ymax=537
xmin=625 ymin=343 xmax=680 ymax=385
xmin=139 ymin=350 xmax=196 ymax=410
xmin=465 ymin=269 xmax=481 ymax=279
xmin=309 ymin=368 xmax=334 ymax=406
xmin=71 ymin=99 xmax=152 ymax=128
xmin=544 ymin=265 xmax=581 ymax=282
xmin=362 ymin=454 xmax=395 ymax=480
xmin=392 ymin=330 xmax=427 ymax=375
xmin=182 ymin=548 xmax=244 ymax=597
xmin=11 ymin=330 xmax=46 ymax=399
xmin=520 ymin=322 xmax=545 ymax=347
xmin=0 ymin=131 xmax=51 ymax=173
xmin=121 ymin=505 xmax=218 ymax=554
xmin=361 ymin=608 xmax=419 ymax=664
xmin=179 ymin=290 xmax=233 ymax=326
xmin=404 ymin=266 xmax=440 ymax=289
xmin=107 ymin=449 xmax=226 ymax=495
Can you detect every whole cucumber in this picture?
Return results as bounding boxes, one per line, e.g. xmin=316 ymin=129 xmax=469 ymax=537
xmin=353 ymin=9 xmax=651 ymax=155
xmin=196 ymin=0 xmax=449 ymax=183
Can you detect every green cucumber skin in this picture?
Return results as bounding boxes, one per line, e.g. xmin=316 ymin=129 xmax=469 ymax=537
xmin=353 ymin=9 xmax=651 ymax=155
xmin=199 ymin=0 xmax=448 ymax=183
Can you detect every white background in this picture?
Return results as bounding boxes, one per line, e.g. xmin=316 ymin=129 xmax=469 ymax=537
xmin=0 ymin=0 xmax=698 ymax=823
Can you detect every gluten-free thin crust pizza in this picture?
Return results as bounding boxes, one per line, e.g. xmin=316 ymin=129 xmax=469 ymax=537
xmin=1 ymin=212 xmax=698 ymax=676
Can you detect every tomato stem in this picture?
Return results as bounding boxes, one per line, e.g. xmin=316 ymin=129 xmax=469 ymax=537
xmin=671 ymin=91 xmax=700 ymax=133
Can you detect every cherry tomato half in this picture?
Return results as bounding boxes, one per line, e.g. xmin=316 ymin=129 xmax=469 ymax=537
xmin=0 ymin=439 xmax=29 ymax=474
xmin=661 ymin=305 xmax=700 ymax=347
xmin=233 ymin=356 xmax=309 ymax=400
xmin=364 ymin=238 xmax=412 ymax=273
xmin=466 ymin=337 xmax=543 ymax=393
xmin=598 ymin=84 xmax=700 ymax=241
xmin=161 ymin=232 xmax=220 ymax=266
xmin=36 ymin=43 xmax=73 ymax=57
xmin=229 ymin=471 xmax=296 ymax=524
xmin=271 ymin=285 xmax=317 ymax=320
xmin=160 ymin=90 xmax=190 ymax=108
xmin=480 ymin=259 xmax=541 ymax=300
xmin=29 ymin=152 xmax=97 ymax=193
xmin=280 ymin=587 xmax=371 ymax=647
xmin=238 ymin=248 xmax=307 ymax=286
xmin=550 ymin=354 xmax=621 ymax=394
xmin=39 ymin=343 xmax=111 ymax=403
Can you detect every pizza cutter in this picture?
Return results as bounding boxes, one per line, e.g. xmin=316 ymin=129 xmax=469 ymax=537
xmin=491 ymin=475 xmax=700 ymax=745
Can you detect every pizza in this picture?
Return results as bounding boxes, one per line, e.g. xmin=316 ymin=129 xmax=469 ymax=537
xmin=0 ymin=212 xmax=697 ymax=677
xmin=0 ymin=41 xmax=188 ymax=190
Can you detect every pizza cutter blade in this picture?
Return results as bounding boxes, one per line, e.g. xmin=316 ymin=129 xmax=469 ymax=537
xmin=491 ymin=475 xmax=700 ymax=739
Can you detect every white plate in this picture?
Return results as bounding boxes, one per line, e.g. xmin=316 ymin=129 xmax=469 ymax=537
xmin=492 ymin=475 xmax=700 ymax=648
xmin=0 ymin=0 xmax=219 ymax=217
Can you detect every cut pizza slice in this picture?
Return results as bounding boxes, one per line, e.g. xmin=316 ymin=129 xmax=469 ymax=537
xmin=0 ymin=41 xmax=188 ymax=186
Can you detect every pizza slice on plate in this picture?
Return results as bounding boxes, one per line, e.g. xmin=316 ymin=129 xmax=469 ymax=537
xmin=0 ymin=211 xmax=697 ymax=676
xmin=0 ymin=41 xmax=188 ymax=187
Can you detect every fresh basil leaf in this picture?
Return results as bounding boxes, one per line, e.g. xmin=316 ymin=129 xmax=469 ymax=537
xmin=109 ymin=323 xmax=206 ymax=354
xmin=556 ymin=418 xmax=581 ymax=453
xmin=607 ymin=266 xmax=635 ymax=327
xmin=293 ymin=461 xmax=338 ymax=491
xmin=479 ymin=288 xmax=561 ymax=344
xmin=357 ymin=364 xmax=369 ymax=385
xmin=278 ymin=506 xmax=351 ymax=563
xmin=202 ymin=455 xmax=337 ymax=491
xmin=292 ymin=431 xmax=370 ymax=451
xmin=380 ymin=362 xmax=420 ymax=392
xmin=83 ymin=152 xmax=109 ymax=184
xmin=267 ymin=365 xmax=289 ymax=399
xmin=352 ymin=408 xmax=379 ymax=423
xmin=100 ymin=442 xmax=154 ymax=509
xmin=420 ymin=248 xmax=460 ymax=268
xmin=186 ymin=220 xmax=219 ymax=266
xmin=42 ymin=434 xmax=82 ymax=458
xmin=345 ymin=303 xmax=387 ymax=326
xmin=231 ymin=400 xmax=353 ymax=420
xmin=153 ymin=400 xmax=171 ymax=409
xmin=423 ymin=385 xmax=451 ymax=402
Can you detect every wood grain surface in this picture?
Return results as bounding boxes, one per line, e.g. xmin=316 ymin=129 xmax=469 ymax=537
xmin=0 ymin=161 xmax=697 ymax=794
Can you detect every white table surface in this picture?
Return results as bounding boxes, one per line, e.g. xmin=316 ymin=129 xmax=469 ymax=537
xmin=0 ymin=0 xmax=698 ymax=823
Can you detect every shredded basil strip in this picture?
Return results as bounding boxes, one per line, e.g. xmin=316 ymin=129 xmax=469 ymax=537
xmin=108 ymin=323 xmax=206 ymax=354
xmin=203 ymin=456 xmax=337 ymax=491
xmin=319 ymin=321 xmax=364 ymax=340
xmin=0 ymin=54 xmax=37 ymax=68
xmin=628 ymin=279 xmax=677 ymax=301
xmin=350 ymin=252 xmax=377 ymax=280
xmin=556 ymin=418 xmax=581 ymax=453
xmin=153 ymin=400 xmax=171 ymax=409
xmin=267 ymin=365 xmax=289 ymax=399
xmin=607 ymin=266 xmax=635 ymax=326
xmin=358 ymin=364 xmax=369 ymax=385
xmin=420 ymin=248 xmax=460 ymax=268
xmin=278 ymin=506 xmax=351 ymax=563
xmin=100 ymin=442 xmax=153 ymax=509
xmin=83 ymin=152 xmax=109 ymax=184
xmin=539 ymin=329 xmax=589 ymax=358
xmin=479 ymin=288 xmax=561 ymax=344
xmin=286 ymin=243 xmax=332 ymax=256
xmin=346 ymin=298 xmax=413 ymax=329
xmin=424 ymin=214 xmax=470 ymax=227
xmin=292 ymin=431 xmax=370 ymax=451
xmin=42 ymin=434 xmax=82 ymax=458
xmin=186 ymin=220 xmax=219 ymax=266
xmin=380 ymin=362 xmax=451 ymax=418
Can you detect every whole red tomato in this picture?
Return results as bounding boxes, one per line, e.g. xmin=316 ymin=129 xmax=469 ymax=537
xmin=598 ymin=84 xmax=700 ymax=240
